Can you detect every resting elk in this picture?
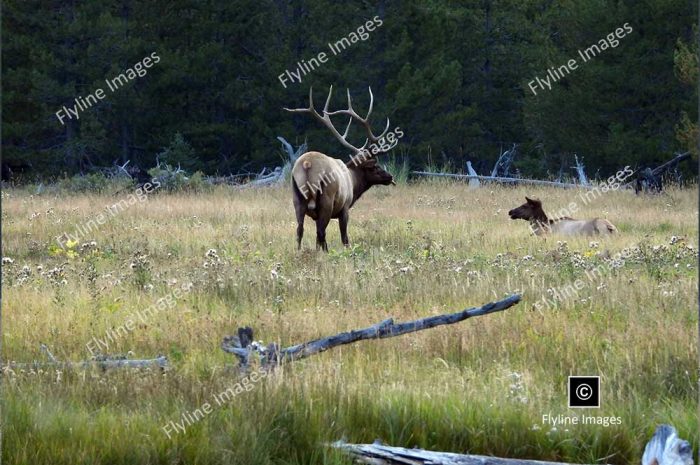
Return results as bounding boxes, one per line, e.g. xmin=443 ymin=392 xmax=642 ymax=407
xmin=284 ymin=86 xmax=402 ymax=251
xmin=508 ymin=197 xmax=617 ymax=236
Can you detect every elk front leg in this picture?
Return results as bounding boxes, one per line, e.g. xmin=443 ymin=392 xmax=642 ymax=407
xmin=339 ymin=208 xmax=350 ymax=247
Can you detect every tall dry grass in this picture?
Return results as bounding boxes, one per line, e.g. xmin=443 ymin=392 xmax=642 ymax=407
xmin=2 ymin=180 xmax=697 ymax=465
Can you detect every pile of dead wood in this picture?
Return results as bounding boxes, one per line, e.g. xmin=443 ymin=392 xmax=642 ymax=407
xmin=413 ymin=150 xmax=691 ymax=192
xmin=95 ymin=136 xmax=308 ymax=191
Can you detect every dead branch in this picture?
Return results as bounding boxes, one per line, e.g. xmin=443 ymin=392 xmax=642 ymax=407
xmin=572 ymin=155 xmax=589 ymax=186
xmin=649 ymin=152 xmax=691 ymax=177
xmin=222 ymin=294 xmax=521 ymax=368
xmin=625 ymin=152 xmax=692 ymax=191
xmin=491 ymin=144 xmax=517 ymax=178
xmin=234 ymin=166 xmax=284 ymax=188
xmin=277 ymin=136 xmax=307 ymax=163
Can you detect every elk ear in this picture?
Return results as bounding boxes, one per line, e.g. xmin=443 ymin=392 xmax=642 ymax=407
xmin=525 ymin=196 xmax=534 ymax=203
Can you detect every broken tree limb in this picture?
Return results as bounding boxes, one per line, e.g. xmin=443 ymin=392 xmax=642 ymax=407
xmin=412 ymin=171 xmax=582 ymax=189
xmin=649 ymin=152 xmax=691 ymax=177
xmin=234 ymin=166 xmax=284 ymax=188
xmin=625 ymin=152 xmax=692 ymax=191
xmin=331 ymin=424 xmax=693 ymax=465
xmin=277 ymin=136 xmax=307 ymax=164
xmin=492 ymin=144 xmax=517 ymax=177
xmin=572 ymin=155 xmax=589 ymax=186
xmin=222 ymin=294 xmax=521 ymax=368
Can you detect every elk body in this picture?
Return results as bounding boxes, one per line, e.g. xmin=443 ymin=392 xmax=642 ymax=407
xmin=286 ymin=86 xmax=399 ymax=251
xmin=508 ymin=197 xmax=617 ymax=236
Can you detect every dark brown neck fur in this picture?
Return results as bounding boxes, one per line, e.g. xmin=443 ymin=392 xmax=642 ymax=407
xmin=348 ymin=168 xmax=372 ymax=208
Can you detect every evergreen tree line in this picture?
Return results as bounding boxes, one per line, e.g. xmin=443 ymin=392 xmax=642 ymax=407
xmin=3 ymin=0 xmax=698 ymax=182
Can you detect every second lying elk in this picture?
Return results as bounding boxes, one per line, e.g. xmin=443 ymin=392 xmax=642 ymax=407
xmin=285 ymin=86 xmax=402 ymax=251
xmin=508 ymin=197 xmax=617 ymax=236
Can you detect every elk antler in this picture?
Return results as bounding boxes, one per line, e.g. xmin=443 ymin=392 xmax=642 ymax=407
xmin=284 ymin=86 xmax=391 ymax=157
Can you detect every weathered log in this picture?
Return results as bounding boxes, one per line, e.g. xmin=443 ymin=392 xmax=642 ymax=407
xmin=3 ymin=345 xmax=168 ymax=371
xmin=412 ymin=171 xmax=581 ymax=189
xmin=222 ymin=294 xmax=521 ymax=368
xmin=331 ymin=424 xmax=693 ymax=465
xmin=3 ymin=357 xmax=169 ymax=371
xmin=330 ymin=441 xmax=590 ymax=465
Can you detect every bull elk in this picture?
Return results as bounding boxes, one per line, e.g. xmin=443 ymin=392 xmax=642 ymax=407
xmin=284 ymin=86 xmax=402 ymax=251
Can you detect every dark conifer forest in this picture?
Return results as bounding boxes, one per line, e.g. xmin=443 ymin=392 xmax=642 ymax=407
xmin=2 ymin=1 xmax=698 ymax=181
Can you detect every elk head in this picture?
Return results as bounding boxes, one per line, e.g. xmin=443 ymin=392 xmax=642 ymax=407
xmin=508 ymin=197 xmax=547 ymax=222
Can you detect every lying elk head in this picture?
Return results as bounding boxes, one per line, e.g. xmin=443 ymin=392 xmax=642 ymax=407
xmin=508 ymin=197 xmax=547 ymax=223
xmin=285 ymin=86 xmax=400 ymax=251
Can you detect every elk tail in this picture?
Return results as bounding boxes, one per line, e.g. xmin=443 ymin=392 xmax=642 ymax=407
xmin=293 ymin=159 xmax=317 ymax=210
xmin=302 ymin=159 xmax=318 ymax=210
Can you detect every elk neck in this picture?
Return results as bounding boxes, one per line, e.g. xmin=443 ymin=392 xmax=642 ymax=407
xmin=348 ymin=166 xmax=371 ymax=208
xmin=529 ymin=207 xmax=551 ymax=234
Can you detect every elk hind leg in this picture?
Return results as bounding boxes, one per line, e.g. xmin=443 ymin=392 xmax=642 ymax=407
xmin=295 ymin=207 xmax=305 ymax=250
xmin=315 ymin=200 xmax=333 ymax=252
xmin=339 ymin=208 xmax=350 ymax=247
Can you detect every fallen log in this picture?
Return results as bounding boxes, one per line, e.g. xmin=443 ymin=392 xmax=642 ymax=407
xmin=3 ymin=355 xmax=169 ymax=371
xmin=331 ymin=441 xmax=590 ymax=465
xmin=2 ymin=344 xmax=168 ymax=371
xmin=331 ymin=424 xmax=693 ymax=465
xmin=222 ymin=294 xmax=521 ymax=368
xmin=412 ymin=171 xmax=581 ymax=189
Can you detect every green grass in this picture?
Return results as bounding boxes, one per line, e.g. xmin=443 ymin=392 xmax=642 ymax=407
xmin=2 ymin=182 xmax=697 ymax=464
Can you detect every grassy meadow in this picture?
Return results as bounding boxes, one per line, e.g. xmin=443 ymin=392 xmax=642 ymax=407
xmin=2 ymin=180 xmax=698 ymax=465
